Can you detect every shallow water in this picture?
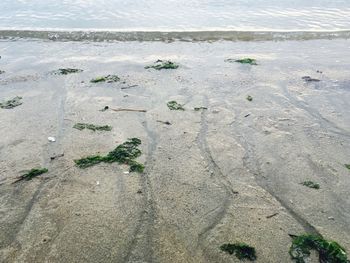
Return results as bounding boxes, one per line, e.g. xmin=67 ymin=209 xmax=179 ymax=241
xmin=1 ymin=0 xmax=350 ymax=31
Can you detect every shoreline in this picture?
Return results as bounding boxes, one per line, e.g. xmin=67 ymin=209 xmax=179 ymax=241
xmin=1 ymin=29 xmax=350 ymax=42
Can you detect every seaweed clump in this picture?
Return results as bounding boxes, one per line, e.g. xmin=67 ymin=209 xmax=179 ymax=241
xmin=0 ymin=70 xmax=5 ymax=74
xmin=167 ymin=101 xmax=185 ymax=111
xmin=289 ymin=234 xmax=349 ymax=263
xmin=302 ymin=76 xmax=320 ymax=82
xmin=0 ymin=96 xmax=22 ymax=109
xmin=194 ymin=107 xmax=208 ymax=111
xmin=74 ymin=138 xmax=144 ymax=173
xmin=345 ymin=164 xmax=350 ymax=170
xmin=73 ymin=123 xmax=112 ymax=132
xmin=226 ymin=58 xmax=257 ymax=65
xmin=54 ymin=68 xmax=83 ymax=75
xmin=220 ymin=243 xmax=257 ymax=261
xmin=145 ymin=60 xmax=179 ymax=70
xmin=301 ymin=181 xmax=320 ymax=189
xmin=246 ymin=95 xmax=253 ymax=101
xmin=13 ymin=168 xmax=48 ymax=184
xmin=91 ymin=75 xmax=120 ymax=83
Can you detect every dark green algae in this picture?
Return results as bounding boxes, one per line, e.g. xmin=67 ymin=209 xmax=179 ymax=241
xmin=74 ymin=138 xmax=144 ymax=173
xmin=226 ymin=58 xmax=258 ymax=65
xmin=145 ymin=60 xmax=179 ymax=70
xmin=0 ymin=96 xmax=22 ymax=109
xmin=73 ymin=123 xmax=112 ymax=132
xmin=13 ymin=168 xmax=48 ymax=184
xmin=289 ymin=234 xmax=349 ymax=263
xmin=167 ymin=101 xmax=184 ymax=111
xmin=220 ymin=242 xmax=257 ymax=261
xmin=301 ymin=180 xmax=320 ymax=189
xmin=90 ymin=75 xmax=120 ymax=83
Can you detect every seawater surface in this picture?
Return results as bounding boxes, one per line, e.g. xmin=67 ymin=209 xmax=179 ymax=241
xmin=1 ymin=0 xmax=350 ymax=31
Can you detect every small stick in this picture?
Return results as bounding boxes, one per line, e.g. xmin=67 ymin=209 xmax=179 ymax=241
xmin=50 ymin=153 xmax=65 ymax=160
xmin=12 ymin=177 xmax=27 ymax=184
xmin=110 ymin=108 xmax=147 ymax=112
xmin=266 ymin=212 xmax=279 ymax=219
xmin=156 ymin=120 xmax=171 ymax=125
xmin=121 ymin=85 xmax=138 ymax=90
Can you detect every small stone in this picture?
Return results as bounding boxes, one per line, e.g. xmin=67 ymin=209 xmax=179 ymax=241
xmin=48 ymin=137 xmax=56 ymax=142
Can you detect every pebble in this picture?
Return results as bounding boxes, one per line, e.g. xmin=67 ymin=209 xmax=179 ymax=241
xmin=48 ymin=137 xmax=56 ymax=142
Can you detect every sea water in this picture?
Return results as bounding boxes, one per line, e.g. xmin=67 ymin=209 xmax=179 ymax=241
xmin=1 ymin=0 xmax=350 ymax=32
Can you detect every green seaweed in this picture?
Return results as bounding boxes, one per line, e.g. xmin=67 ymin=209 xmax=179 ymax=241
xmin=289 ymin=234 xmax=349 ymax=263
xmin=74 ymin=138 xmax=144 ymax=173
xmin=54 ymin=68 xmax=83 ymax=75
xmin=145 ymin=60 xmax=179 ymax=70
xmin=226 ymin=58 xmax=257 ymax=65
xmin=0 ymin=96 xmax=22 ymax=109
xmin=73 ymin=123 xmax=112 ymax=132
xmin=235 ymin=58 xmax=258 ymax=65
xmin=74 ymin=155 xmax=105 ymax=169
xmin=246 ymin=95 xmax=253 ymax=101
xmin=13 ymin=168 xmax=48 ymax=183
xmin=345 ymin=164 xmax=350 ymax=170
xmin=129 ymin=161 xmax=145 ymax=173
xmin=194 ymin=107 xmax=208 ymax=111
xmin=301 ymin=181 xmax=320 ymax=189
xmin=220 ymin=243 xmax=257 ymax=261
xmin=167 ymin=101 xmax=185 ymax=111
xmin=91 ymin=75 xmax=120 ymax=83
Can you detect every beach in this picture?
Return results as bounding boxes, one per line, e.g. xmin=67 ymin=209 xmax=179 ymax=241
xmin=0 ymin=39 xmax=350 ymax=262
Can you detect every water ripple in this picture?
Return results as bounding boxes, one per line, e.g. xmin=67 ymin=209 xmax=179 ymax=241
xmin=0 ymin=0 xmax=350 ymax=31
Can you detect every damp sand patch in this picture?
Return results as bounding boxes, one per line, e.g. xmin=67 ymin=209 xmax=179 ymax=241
xmin=74 ymin=138 xmax=144 ymax=173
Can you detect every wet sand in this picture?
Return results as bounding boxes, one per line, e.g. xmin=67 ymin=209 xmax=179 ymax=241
xmin=0 ymin=39 xmax=350 ymax=262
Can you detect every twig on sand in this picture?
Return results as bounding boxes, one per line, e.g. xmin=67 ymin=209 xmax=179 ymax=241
xmin=157 ymin=120 xmax=171 ymax=125
xmin=110 ymin=108 xmax=147 ymax=113
xmin=121 ymin=85 xmax=138 ymax=90
xmin=266 ymin=212 xmax=279 ymax=219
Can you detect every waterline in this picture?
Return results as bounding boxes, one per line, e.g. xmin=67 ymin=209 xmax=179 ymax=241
xmin=1 ymin=29 xmax=350 ymax=42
